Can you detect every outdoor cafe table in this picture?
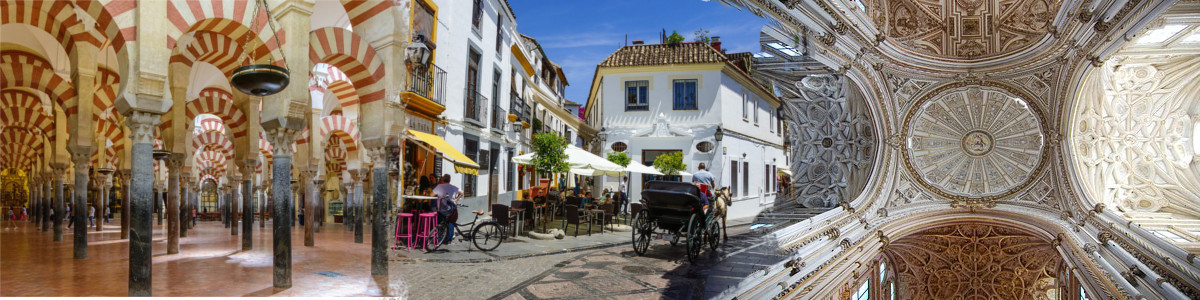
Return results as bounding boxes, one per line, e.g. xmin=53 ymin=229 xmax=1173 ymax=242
xmin=401 ymin=195 xmax=438 ymax=213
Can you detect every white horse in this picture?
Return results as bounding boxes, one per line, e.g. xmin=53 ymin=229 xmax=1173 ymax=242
xmin=712 ymin=187 xmax=731 ymax=242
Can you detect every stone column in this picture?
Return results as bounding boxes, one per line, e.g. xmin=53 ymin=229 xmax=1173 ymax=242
xmin=42 ymin=175 xmax=51 ymax=232
xmin=165 ymin=154 xmax=183 ymax=254
xmin=303 ymin=168 xmax=317 ymax=247
xmin=70 ymin=146 xmax=94 ymax=259
xmin=51 ymin=164 xmax=67 ymax=242
xmin=125 ymin=111 xmax=160 ymax=296
xmin=315 ymin=178 xmax=323 ymax=233
xmin=180 ymin=174 xmax=192 ymax=237
xmin=156 ymin=185 xmax=163 ymax=226
xmin=353 ymin=171 xmax=364 ymax=243
xmin=265 ymin=128 xmax=300 ymax=288
xmin=222 ymin=185 xmax=230 ymax=228
xmin=242 ymin=160 xmax=257 ymax=250
xmin=118 ymin=169 xmax=131 ymax=239
xmin=367 ymin=148 xmax=389 ymax=276
xmin=95 ymin=175 xmax=109 ymax=231
xmin=231 ymin=173 xmax=241 ymax=236
xmin=261 ymin=179 xmax=268 ymax=228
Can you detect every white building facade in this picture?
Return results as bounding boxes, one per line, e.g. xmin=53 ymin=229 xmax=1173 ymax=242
xmin=584 ymin=42 xmax=786 ymax=220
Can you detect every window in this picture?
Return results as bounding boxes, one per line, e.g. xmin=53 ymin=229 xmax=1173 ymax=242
xmin=465 ymin=49 xmax=482 ymax=122
xmin=471 ymin=0 xmax=483 ymax=30
xmin=625 ymin=80 xmax=649 ymax=111
xmin=742 ymin=92 xmax=749 ymax=120
xmin=611 ymin=142 xmax=628 ymax=152
xmin=880 ymin=261 xmax=888 ymax=283
xmin=507 ymin=149 xmax=515 ymax=191
xmin=1080 ymin=286 xmax=1090 ymax=300
xmin=463 ymin=137 xmax=479 ymax=197
xmin=754 ymin=99 xmax=760 ymax=125
xmin=492 ymin=69 xmax=502 ymax=128
xmin=853 ymin=280 xmax=869 ymax=300
xmin=672 ymin=79 xmax=698 ymax=110
xmin=495 ymin=17 xmax=504 ymax=53
xmin=743 ymin=161 xmax=749 ymax=197
xmin=764 ymin=163 xmax=770 ymax=194
xmin=730 ymin=161 xmax=738 ymax=197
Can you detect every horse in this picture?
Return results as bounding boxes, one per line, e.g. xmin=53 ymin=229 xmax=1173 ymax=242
xmin=712 ymin=187 xmax=731 ymax=242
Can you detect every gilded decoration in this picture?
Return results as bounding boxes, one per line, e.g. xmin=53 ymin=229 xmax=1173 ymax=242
xmin=902 ymin=83 xmax=1048 ymax=202
xmin=883 ymin=224 xmax=1063 ymax=299
xmin=865 ymin=0 xmax=1061 ymax=60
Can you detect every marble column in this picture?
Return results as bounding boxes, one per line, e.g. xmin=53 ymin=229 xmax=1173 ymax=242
xmin=156 ymin=186 xmax=163 ymax=226
xmin=265 ymin=128 xmax=299 ymax=289
xmin=315 ymin=179 xmax=323 ymax=233
xmin=95 ymin=176 xmax=107 ymax=232
xmin=242 ymin=161 xmax=256 ymax=250
xmin=354 ymin=173 xmax=365 ymax=244
xmin=344 ymin=183 xmax=353 ymax=232
xmin=261 ymin=181 xmax=267 ymax=228
xmin=230 ymin=174 xmax=240 ymax=236
xmin=165 ymin=154 xmax=183 ymax=254
xmin=51 ymin=164 xmax=66 ymax=242
xmin=304 ymin=169 xmax=316 ymax=247
xmin=125 ymin=111 xmax=160 ymax=296
xmin=368 ymin=149 xmax=389 ymax=276
xmin=42 ymin=175 xmax=51 ymax=232
xmin=180 ymin=174 xmax=192 ymax=237
xmin=119 ymin=169 xmax=131 ymax=239
xmin=222 ymin=186 xmax=230 ymax=228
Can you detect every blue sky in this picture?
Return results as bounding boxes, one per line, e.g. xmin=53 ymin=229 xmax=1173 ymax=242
xmin=506 ymin=0 xmax=769 ymax=105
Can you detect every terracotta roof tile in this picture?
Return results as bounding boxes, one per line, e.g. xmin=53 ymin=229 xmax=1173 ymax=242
xmin=598 ymin=42 xmax=729 ymax=67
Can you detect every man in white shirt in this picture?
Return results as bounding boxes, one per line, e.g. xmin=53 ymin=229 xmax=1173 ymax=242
xmin=431 ymin=174 xmax=462 ymax=244
xmin=432 ymin=174 xmax=462 ymax=207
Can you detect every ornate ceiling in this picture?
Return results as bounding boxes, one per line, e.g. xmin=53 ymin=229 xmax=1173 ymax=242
xmin=884 ymin=224 xmax=1064 ymax=299
xmin=1070 ymin=56 xmax=1200 ymax=218
xmin=904 ymin=85 xmax=1045 ymax=200
xmin=865 ymin=0 xmax=1061 ymax=61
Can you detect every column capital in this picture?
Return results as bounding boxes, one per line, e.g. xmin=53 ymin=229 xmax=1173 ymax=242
xmin=240 ymin=159 xmax=259 ymax=178
xmin=50 ymin=163 xmax=68 ymax=178
xmin=123 ymin=110 xmax=162 ymax=144
xmin=365 ymin=147 xmax=388 ymax=166
xmin=264 ymin=127 xmax=302 ymax=158
xmin=165 ymin=153 xmax=185 ymax=173
xmin=69 ymin=146 xmax=96 ymax=173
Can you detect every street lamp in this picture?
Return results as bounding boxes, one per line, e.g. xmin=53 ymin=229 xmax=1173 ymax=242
xmin=714 ymin=126 xmax=724 ymax=142
xmin=406 ymin=34 xmax=432 ymax=66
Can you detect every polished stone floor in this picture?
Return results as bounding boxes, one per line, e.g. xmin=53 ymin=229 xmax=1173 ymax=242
xmin=0 ymin=218 xmax=390 ymax=297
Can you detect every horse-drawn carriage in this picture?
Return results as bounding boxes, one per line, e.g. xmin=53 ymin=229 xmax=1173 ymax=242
xmin=631 ymin=181 xmax=722 ymax=263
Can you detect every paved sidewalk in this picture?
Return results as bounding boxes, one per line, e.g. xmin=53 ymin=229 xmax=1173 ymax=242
xmin=393 ymin=227 xmax=632 ymax=263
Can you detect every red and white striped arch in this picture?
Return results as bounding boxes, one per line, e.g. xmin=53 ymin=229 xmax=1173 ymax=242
xmin=338 ymin=0 xmax=396 ymax=29
xmin=318 ymin=114 xmax=359 ymax=154
xmin=185 ymin=88 xmax=247 ymax=138
xmin=0 ymin=1 xmax=87 ymax=57
xmin=169 ymin=31 xmax=246 ymax=76
xmin=0 ymin=89 xmax=45 ymax=111
xmin=1 ymin=50 xmax=53 ymax=69
xmin=0 ymin=61 xmax=77 ymax=118
xmin=166 ymin=1 xmax=285 ymax=65
xmin=95 ymin=117 xmax=126 ymax=152
xmin=91 ymin=66 xmax=120 ymax=114
xmin=195 ymin=117 xmax=226 ymax=135
xmin=0 ymin=107 xmax=55 ymax=140
xmin=309 ymin=27 xmax=386 ymax=104
xmin=77 ymin=0 xmax=138 ymax=53
xmin=191 ymin=131 xmax=233 ymax=161
xmin=90 ymin=146 xmax=118 ymax=169
xmin=194 ymin=149 xmax=228 ymax=169
xmin=0 ymin=129 xmax=45 ymax=161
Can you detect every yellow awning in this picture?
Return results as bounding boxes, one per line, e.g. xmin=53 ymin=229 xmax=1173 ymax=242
xmin=407 ymin=130 xmax=480 ymax=175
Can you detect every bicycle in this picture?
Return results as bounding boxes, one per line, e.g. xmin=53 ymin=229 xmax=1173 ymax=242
xmin=424 ymin=204 xmax=506 ymax=252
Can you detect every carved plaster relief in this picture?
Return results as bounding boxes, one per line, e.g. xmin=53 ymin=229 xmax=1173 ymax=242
xmin=884 ymin=224 xmax=1063 ymax=299
xmin=905 ymin=86 xmax=1046 ymax=200
xmin=866 ymin=0 xmax=1061 ymax=60
xmin=782 ymin=75 xmax=877 ymax=208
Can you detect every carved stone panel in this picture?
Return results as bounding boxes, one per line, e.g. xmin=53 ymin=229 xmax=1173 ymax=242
xmin=866 ymin=0 xmax=1060 ymax=60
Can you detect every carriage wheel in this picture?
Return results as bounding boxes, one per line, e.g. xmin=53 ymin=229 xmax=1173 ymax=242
xmin=631 ymin=210 xmax=652 ymax=256
xmin=686 ymin=213 xmax=704 ymax=263
xmin=706 ymin=216 xmax=721 ymax=251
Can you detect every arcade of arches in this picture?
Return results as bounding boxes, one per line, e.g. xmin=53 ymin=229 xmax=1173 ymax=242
xmin=1 ymin=0 xmax=1199 ymax=299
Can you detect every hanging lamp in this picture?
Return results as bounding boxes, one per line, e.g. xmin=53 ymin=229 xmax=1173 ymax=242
xmin=230 ymin=0 xmax=290 ymax=97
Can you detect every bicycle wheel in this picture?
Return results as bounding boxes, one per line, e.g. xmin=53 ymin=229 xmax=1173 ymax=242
xmin=425 ymin=222 xmax=447 ymax=252
xmin=472 ymin=222 xmax=504 ymax=251
xmin=686 ymin=213 xmax=703 ymax=263
xmin=706 ymin=216 xmax=721 ymax=251
xmin=632 ymin=210 xmax=652 ymax=256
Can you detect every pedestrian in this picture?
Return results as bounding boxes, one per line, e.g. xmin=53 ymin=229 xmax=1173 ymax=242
xmin=617 ymin=177 xmax=628 ymax=216
xmin=66 ymin=205 xmax=74 ymax=229
xmin=298 ymin=205 xmax=305 ymax=226
xmin=21 ymin=207 xmax=27 ymax=221
xmin=88 ymin=206 xmax=96 ymax=227
xmin=5 ymin=207 xmax=16 ymax=229
xmin=432 ymin=174 xmax=462 ymax=244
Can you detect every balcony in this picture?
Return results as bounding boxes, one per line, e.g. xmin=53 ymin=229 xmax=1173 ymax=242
xmin=403 ymin=63 xmax=447 ymax=117
xmin=509 ymin=93 xmax=531 ymax=123
xmin=464 ymin=88 xmax=488 ymax=127
xmin=491 ymin=104 xmax=507 ymax=131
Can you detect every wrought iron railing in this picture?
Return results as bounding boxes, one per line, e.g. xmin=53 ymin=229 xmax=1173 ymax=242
xmin=407 ymin=63 xmax=446 ymax=106
xmin=464 ymin=88 xmax=488 ymax=125
xmin=491 ymin=104 xmax=507 ymax=130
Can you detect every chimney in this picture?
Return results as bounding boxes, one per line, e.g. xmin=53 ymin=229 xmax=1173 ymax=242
xmin=632 ymin=40 xmax=644 ymax=45
xmin=711 ymin=36 xmax=722 ymax=52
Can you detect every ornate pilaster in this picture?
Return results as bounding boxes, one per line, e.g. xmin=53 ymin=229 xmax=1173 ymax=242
xmin=264 ymin=127 xmax=301 ymax=288
xmin=123 ymin=110 xmax=161 ymax=296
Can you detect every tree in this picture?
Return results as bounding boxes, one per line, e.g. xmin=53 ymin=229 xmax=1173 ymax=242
xmin=667 ymin=30 xmax=685 ymax=44
xmin=693 ymin=28 xmax=711 ymax=44
xmin=531 ymin=132 xmax=569 ymax=175
xmin=652 ymin=152 xmax=687 ymax=179
xmin=606 ymin=152 xmax=631 ymax=168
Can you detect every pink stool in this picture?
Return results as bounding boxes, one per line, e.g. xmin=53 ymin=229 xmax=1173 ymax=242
xmin=394 ymin=212 xmax=415 ymax=251
xmin=416 ymin=212 xmax=439 ymax=249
